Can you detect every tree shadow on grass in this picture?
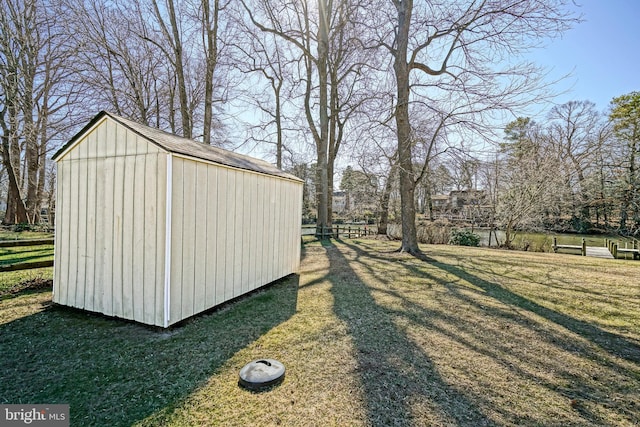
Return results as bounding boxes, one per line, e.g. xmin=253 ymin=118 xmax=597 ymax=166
xmin=325 ymin=241 xmax=492 ymax=426
xmin=336 ymin=240 xmax=640 ymax=425
xmin=429 ymin=259 xmax=640 ymax=365
xmin=0 ymin=247 xmax=53 ymax=266
xmin=0 ymin=275 xmax=298 ymax=427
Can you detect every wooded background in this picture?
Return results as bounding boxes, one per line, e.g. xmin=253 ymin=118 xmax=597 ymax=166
xmin=1 ymin=0 xmax=638 ymax=251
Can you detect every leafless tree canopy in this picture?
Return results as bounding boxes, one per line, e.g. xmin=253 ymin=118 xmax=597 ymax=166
xmin=3 ymin=0 xmax=636 ymax=241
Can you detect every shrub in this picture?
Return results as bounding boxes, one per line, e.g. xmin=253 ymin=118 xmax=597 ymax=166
xmin=11 ymin=223 xmax=51 ymax=233
xmin=386 ymin=220 xmax=453 ymax=244
xmin=449 ymin=229 xmax=481 ymax=247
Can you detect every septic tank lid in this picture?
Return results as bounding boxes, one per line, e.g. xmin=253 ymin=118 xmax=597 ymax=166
xmin=238 ymin=359 xmax=285 ymax=391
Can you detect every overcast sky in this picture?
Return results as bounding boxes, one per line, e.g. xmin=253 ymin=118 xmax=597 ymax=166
xmin=526 ymin=0 xmax=640 ymax=116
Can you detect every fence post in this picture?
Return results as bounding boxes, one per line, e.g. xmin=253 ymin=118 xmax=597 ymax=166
xmin=553 ymin=237 xmax=558 ymax=253
xmin=613 ymin=242 xmax=618 ymax=258
xmin=581 ymin=238 xmax=586 ymax=256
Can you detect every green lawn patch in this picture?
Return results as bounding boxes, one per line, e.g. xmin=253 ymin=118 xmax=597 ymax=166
xmin=0 ymin=245 xmax=54 ymax=266
xmin=1 ymin=239 xmax=639 ymax=426
xmin=0 ymin=230 xmax=54 ymax=241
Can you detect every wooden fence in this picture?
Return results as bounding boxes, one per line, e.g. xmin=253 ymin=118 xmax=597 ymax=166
xmin=606 ymin=238 xmax=640 ymax=260
xmin=552 ymin=237 xmax=586 ymax=256
xmin=553 ymin=236 xmax=639 ymax=260
xmin=305 ymin=225 xmax=377 ymax=239
xmin=0 ymin=238 xmax=54 ymax=248
xmin=0 ymin=239 xmax=54 ymax=272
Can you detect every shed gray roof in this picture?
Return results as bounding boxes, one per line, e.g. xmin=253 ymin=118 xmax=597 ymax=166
xmin=53 ymin=111 xmax=302 ymax=182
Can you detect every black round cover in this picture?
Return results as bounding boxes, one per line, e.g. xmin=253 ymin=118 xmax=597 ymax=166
xmin=238 ymin=359 xmax=285 ymax=391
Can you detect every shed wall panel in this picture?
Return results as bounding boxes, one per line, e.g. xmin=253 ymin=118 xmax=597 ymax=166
xmin=225 ymin=169 xmax=236 ymax=300
xmin=232 ymin=172 xmax=244 ymax=297
xmin=168 ymin=157 xmax=302 ymax=326
xmin=55 ymin=114 xmax=301 ymax=328
xmin=53 ymin=119 xmax=167 ymax=326
xmin=204 ymin=167 xmax=218 ymax=308
xmin=214 ymin=168 xmax=228 ymax=307
xmin=84 ymin=133 xmax=98 ymax=311
xmin=132 ymin=154 xmax=146 ymax=322
xmin=170 ymin=159 xmax=185 ymax=323
xmin=180 ymin=159 xmax=197 ymax=319
xmin=67 ymin=153 xmax=80 ymax=306
xmin=53 ymin=161 xmax=70 ymax=305
xmin=75 ymin=144 xmax=88 ymax=308
xmin=193 ymin=162 xmax=209 ymax=314
xmin=103 ymin=155 xmax=125 ymax=316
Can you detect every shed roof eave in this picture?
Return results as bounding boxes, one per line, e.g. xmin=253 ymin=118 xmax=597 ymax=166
xmin=52 ymin=111 xmax=303 ymax=183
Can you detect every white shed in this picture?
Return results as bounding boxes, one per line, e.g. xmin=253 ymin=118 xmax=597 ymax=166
xmin=52 ymin=111 xmax=303 ymax=327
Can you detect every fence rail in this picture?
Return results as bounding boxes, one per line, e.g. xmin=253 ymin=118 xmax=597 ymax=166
xmin=0 ymin=260 xmax=54 ymax=272
xmin=0 ymin=239 xmax=55 ymax=272
xmin=304 ymin=225 xmax=377 ymax=239
xmin=553 ymin=236 xmax=639 ymax=260
xmin=0 ymin=238 xmax=54 ymax=248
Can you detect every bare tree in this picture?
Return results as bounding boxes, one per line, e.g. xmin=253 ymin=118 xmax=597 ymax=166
xmin=201 ymin=0 xmax=221 ymax=145
xmin=547 ymin=100 xmax=602 ymax=228
xmin=497 ymin=117 xmax=560 ymax=247
xmin=240 ymin=0 xmax=372 ymax=237
xmin=1 ymin=0 xmax=76 ymax=224
xmin=230 ymin=11 xmax=297 ymax=168
xmin=374 ymin=0 xmax=577 ymax=255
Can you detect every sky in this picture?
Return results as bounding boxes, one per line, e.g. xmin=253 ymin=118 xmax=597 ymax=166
xmin=526 ymin=0 xmax=640 ymax=116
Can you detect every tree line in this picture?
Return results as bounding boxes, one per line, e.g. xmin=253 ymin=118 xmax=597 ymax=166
xmin=495 ymin=95 xmax=640 ymax=244
xmin=297 ymin=94 xmax=640 ymax=245
xmin=8 ymin=0 xmax=633 ymax=253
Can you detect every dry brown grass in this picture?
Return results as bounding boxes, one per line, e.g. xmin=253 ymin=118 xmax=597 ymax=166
xmin=1 ymin=239 xmax=638 ymax=426
xmin=138 ymin=239 xmax=640 ymax=426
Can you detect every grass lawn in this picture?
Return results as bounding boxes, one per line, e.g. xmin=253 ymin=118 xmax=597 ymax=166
xmin=0 ymin=234 xmax=54 ymax=294
xmin=0 ymin=245 xmax=54 ymax=266
xmin=1 ymin=239 xmax=639 ymax=426
xmin=0 ymin=230 xmax=54 ymax=241
xmin=0 ymin=242 xmax=54 ymax=294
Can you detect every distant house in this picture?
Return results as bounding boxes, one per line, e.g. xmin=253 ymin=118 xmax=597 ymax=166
xmin=333 ymin=191 xmax=347 ymax=214
xmin=427 ymin=190 xmax=491 ymax=222
xmin=430 ymin=195 xmax=450 ymax=213
xmin=449 ymin=190 xmax=487 ymax=212
xmin=52 ymin=111 xmax=303 ymax=327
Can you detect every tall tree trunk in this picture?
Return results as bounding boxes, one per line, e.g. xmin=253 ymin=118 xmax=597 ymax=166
xmin=152 ymin=0 xmax=191 ymax=139
xmin=1 ymin=136 xmax=29 ymax=224
xmin=0 ymin=101 xmax=29 ymax=224
xmin=378 ymin=167 xmax=395 ymax=235
xmin=274 ymin=80 xmax=283 ymax=169
xmin=393 ymin=0 xmax=420 ymax=254
xmin=315 ymin=0 xmax=330 ymax=237
xmin=202 ymin=0 xmax=219 ymax=145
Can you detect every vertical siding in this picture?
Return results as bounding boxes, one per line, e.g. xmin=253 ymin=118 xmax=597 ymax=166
xmin=193 ymin=162 xmax=208 ymax=314
xmin=55 ymin=116 xmax=301 ymax=327
xmin=168 ymin=156 xmax=302 ymax=326
xmin=84 ymin=131 xmax=97 ymax=311
xmin=214 ymin=168 xmax=228 ymax=307
xmin=53 ymin=160 xmax=70 ymax=305
xmin=53 ymin=118 xmax=167 ymax=326
xmin=169 ymin=158 xmax=184 ymax=323
xmin=204 ymin=167 xmax=218 ymax=308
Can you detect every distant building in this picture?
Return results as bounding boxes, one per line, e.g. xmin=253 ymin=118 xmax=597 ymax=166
xmin=428 ymin=190 xmax=491 ymax=223
xmin=333 ymin=191 xmax=347 ymax=213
